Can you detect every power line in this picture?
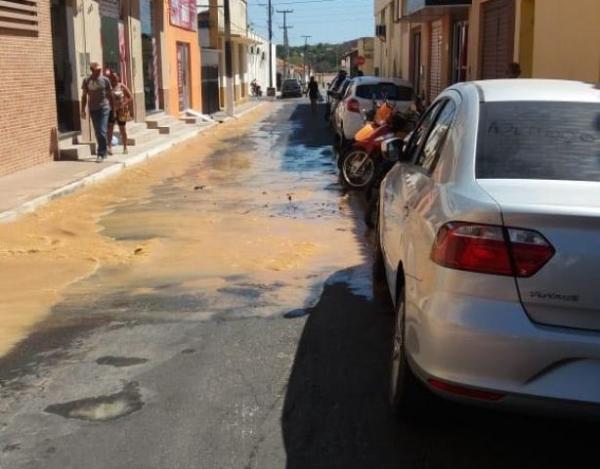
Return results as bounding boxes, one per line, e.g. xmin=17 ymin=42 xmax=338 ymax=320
xmin=277 ymin=8 xmax=293 ymax=78
xmin=301 ymin=34 xmax=311 ymax=79
xmin=268 ymin=0 xmax=274 ymax=90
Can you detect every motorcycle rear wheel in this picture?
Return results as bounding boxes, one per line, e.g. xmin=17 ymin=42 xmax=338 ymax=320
xmin=341 ymin=150 xmax=375 ymax=190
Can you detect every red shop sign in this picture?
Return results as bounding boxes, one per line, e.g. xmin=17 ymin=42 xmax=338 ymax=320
xmin=169 ymin=0 xmax=197 ymax=31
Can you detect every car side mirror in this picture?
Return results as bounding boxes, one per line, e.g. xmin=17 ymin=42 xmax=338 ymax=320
xmin=381 ymin=138 xmax=407 ymax=162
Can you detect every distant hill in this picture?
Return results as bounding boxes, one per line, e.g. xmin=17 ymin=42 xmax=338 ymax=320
xmin=276 ymin=40 xmax=358 ymax=73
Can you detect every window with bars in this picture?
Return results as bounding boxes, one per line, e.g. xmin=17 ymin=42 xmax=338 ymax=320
xmin=0 ymin=0 xmax=39 ymax=33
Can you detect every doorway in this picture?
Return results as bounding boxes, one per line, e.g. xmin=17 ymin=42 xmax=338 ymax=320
xmin=451 ymin=20 xmax=469 ymax=83
xmin=410 ymin=28 xmax=422 ymax=98
xmin=141 ymin=0 xmax=161 ymax=112
xmin=101 ymin=15 xmax=119 ymax=73
xmin=480 ymin=0 xmax=515 ymax=79
xmin=201 ymin=49 xmax=220 ymax=115
xmin=51 ymin=0 xmax=79 ymax=133
xmin=177 ymin=42 xmax=191 ymax=112
xmin=429 ymin=20 xmax=443 ymax=101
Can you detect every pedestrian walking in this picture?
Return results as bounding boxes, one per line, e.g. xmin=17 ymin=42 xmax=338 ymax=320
xmin=81 ymin=62 xmax=112 ymax=161
xmin=306 ymin=76 xmax=320 ymax=114
xmin=106 ymin=72 xmax=133 ymax=155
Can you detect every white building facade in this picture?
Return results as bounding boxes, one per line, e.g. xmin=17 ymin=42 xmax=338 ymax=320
xmin=247 ymin=31 xmax=277 ymax=93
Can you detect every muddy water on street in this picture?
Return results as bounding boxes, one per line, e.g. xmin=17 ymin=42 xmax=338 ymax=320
xmin=0 ymin=102 xmax=368 ymax=357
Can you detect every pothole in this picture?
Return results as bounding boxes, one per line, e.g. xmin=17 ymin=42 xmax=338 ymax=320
xmin=44 ymin=382 xmax=144 ymax=422
xmin=96 ymin=356 xmax=149 ymax=367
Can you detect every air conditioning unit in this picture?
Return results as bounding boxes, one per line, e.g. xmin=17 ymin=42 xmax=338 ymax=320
xmin=376 ymin=24 xmax=386 ymax=40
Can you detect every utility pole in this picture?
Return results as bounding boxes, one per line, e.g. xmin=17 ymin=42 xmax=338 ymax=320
xmin=224 ymin=0 xmax=234 ymax=117
xmin=267 ymin=0 xmax=274 ymax=94
xmin=277 ymin=9 xmax=293 ymax=78
xmin=301 ymin=35 xmax=311 ymax=82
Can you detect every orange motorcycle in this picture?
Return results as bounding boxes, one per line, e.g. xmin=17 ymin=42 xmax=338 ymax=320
xmin=339 ymin=101 xmax=414 ymax=190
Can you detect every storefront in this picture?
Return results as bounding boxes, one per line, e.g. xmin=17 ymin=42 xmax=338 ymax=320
xmin=403 ymin=0 xmax=471 ymax=103
xmin=141 ymin=0 xmax=162 ymax=112
xmin=163 ymin=0 xmax=201 ymax=115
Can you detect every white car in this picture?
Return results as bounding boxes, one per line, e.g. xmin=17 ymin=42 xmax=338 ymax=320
xmin=334 ymin=76 xmax=413 ymax=145
xmin=328 ymin=77 xmax=352 ymax=125
xmin=378 ymin=79 xmax=600 ymax=418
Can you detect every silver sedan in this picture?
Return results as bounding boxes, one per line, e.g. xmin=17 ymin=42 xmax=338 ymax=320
xmin=378 ymin=79 xmax=600 ymax=417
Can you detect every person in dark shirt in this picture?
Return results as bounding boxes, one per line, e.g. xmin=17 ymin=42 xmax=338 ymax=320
xmin=306 ymin=76 xmax=320 ymax=114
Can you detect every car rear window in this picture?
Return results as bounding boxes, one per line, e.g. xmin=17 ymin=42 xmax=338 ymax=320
xmin=355 ymin=83 xmax=413 ymax=101
xmin=476 ymin=102 xmax=600 ymax=182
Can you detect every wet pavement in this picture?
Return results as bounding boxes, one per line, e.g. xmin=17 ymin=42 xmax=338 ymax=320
xmin=0 ymin=99 xmax=596 ymax=469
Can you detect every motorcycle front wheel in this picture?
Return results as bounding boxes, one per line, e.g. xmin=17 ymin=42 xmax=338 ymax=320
xmin=341 ymin=150 xmax=375 ymax=190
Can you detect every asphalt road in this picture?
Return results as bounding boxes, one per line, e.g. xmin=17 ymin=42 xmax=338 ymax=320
xmin=0 ymin=99 xmax=595 ymax=469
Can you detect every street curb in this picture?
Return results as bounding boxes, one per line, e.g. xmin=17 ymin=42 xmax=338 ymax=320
xmin=0 ymin=102 xmax=266 ymax=224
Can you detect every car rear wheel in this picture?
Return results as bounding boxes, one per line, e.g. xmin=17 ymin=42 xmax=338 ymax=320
xmin=390 ymin=285 xmax=427 ymax=419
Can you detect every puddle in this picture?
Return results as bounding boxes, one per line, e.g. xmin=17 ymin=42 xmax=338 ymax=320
xmin=1 ymin=101 xmax=373 ymax=360
xmin=283 ymin=308 xmax=308 ymax=319
xmin=0 ymin=106 xmax=269 ymax=358
xmin=44 ymin=382 xmax=143 ymax=422
xmin=218 ymin=286 xmax=263 ymax=299
xmin=327 ymin=264 xmax=375 ymax=300
xmin=96 ymin=356 xmax=149 ymax=367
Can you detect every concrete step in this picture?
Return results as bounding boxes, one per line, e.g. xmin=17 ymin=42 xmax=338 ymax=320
xmin=114 ymin=123 xmax=161 ymax=146
xmin=146 ymin=113 xmax=188 ymax=135
xmin=58 ymin=141 xmax=93 ymax=160
xmin=179 ymin=115 xmax=198 ymax=124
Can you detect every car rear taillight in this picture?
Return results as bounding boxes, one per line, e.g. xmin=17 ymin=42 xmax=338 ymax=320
xmin=428 ymin=379 xmax=505 ymax=401
xmin=346 ymin=98 xmax=360 ymax=113
xmin=431 ymin=222 xmax=554 ymax=277
xmin=507 ymin=228 xmax=555 ymax=277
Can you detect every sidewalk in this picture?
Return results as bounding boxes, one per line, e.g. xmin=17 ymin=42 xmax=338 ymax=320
xmin=0 ymin=100 xmax=265 ymax=223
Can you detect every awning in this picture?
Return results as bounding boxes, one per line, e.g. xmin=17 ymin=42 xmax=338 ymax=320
xmin=218 ymin=33 xmax=261 ymax=45
xmin=401 ymin=0 xmax=471 ymax=21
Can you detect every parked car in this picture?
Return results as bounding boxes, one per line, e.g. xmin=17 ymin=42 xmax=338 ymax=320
xmin=328 ymin=77 xmax=352 ymax=127
xmin=334 ymin=76 xmax=413 ymax=147
xmin=378 ymin=79 xmax=600 ymax=418
xmin=281 ymin=79 xmax=303 ymax=98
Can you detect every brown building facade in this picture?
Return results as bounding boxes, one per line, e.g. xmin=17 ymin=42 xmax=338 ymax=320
xmin=0 ymin=0 xmax=58 ymax=177
xmin=375 ymin=0 xmax=599 ymax=104
xmin=468 ymin=0 xmax=600 ymax=82
xmin=163 ymin=0 xmax=202 ymax=116
xmin=374 ymin=0 xmax=470 ymax=104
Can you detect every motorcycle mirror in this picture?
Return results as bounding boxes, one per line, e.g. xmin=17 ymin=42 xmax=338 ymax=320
xmin=381 ymin=138 xmax=406 ymax=162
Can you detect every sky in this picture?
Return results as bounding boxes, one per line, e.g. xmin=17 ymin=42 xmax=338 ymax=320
xmin=246 ymin=0 xmax=374 ymax=46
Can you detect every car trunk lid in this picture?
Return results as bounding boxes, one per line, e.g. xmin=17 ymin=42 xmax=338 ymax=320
xmin=478 ymin=179 xmax=600 ymax=331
